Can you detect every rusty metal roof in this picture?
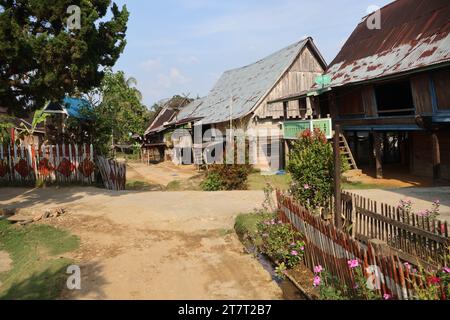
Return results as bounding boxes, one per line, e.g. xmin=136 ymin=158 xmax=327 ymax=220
xmin=175 ymin=38 xmax=313 ymax=125
xmin=324 ymin=0 xmax=450 ymax=88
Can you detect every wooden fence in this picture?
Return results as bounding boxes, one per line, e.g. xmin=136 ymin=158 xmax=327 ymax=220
xmin=97 ymin=156 xmax=126 ymax=191
xmin=341 ymin=192 xmax=449 ymax=266
xmin=277 ymin=191 xmax=448 ymax=300
xmin=0 ymin=143 xmax=95 ymax=185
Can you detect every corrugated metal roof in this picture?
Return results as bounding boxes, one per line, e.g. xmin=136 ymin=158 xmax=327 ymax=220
xmin=324 ymin=0 xmax=450 ymax=88
xmin=145 ymin=97 xmax=192 ymax=135
xmin=175 ymin=38 xmax=310 ymax=125
xmin=145 ymin=108 xmax=177 ymax=135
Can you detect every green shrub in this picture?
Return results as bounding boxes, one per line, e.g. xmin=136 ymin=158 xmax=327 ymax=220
xmin=202 ymin=163 xmax=252 ymax=191
xmin=201 ymin=171 xmax=223 ymax=191
xmin=287 ymin=128 xmax=334 ymax=210
xmin=257 ymin=218 xmax=305 ymax=269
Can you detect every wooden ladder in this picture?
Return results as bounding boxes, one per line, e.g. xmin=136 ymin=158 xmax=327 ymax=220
xmin=339 ymin=134 xmax=358 ymax=170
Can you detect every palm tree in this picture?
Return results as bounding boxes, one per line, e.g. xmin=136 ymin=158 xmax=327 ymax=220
xmin=126 ymin=76 xmax=143 ymax=102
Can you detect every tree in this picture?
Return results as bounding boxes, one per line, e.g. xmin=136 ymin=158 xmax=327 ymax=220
xmin=84 ymin=69 xmax=150 ymax=155
xmin=0 ymin=0 xmax=129 ymax=115
xmin=0 ymin=115 xmax=13 ymax=144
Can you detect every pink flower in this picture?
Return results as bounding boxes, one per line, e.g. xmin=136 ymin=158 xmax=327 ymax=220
xmin=443 ymin=267 xmax=450 ymax=274
xmin=404 ymin=262 xmax=412 ymax=271
xmin=303 ymin=184 xmax=310 ymax=190
xmin=383 ymin=294 xmax=392 ymax=300
xmin=417 ymin=210 xmax=430 ymax=217
xmin=348 ymin=259 xmax=359 ymax=269
xmin=313 ymin=276 xmax=321 ymax=287
xmin=314 ymin=265 xmax=323 ymax=274
xmin=300 ymin=246 xmax=305 ymax=251
xmin=291 ymin=250 xmax=299 ymax=256
xmin=290 ymin=242 xmax=296 ymax=246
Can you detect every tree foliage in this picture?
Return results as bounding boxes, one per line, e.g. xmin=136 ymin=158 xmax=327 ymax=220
xmin=287 ymin=129 xmax=334 ymax=210
xmin=0 ymin=0 xmax=129 ymax=115
xmin=82 ymin=69 xmax=150 ymax=155
xmin=0 ymin=115 xmax=13 ymax=143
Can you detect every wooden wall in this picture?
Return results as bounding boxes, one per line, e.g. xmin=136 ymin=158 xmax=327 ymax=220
xmin=410 ymin=131 xmax=450 ymax=178
xmin=433 ymin=68 xmax=450 ymax=111
xmin=410 ymin=74 xmax=433 ymax=114
xmin=254 ymin=45 xmax=325 ymax=119
xmin=336 ymin=87 xmax=365 ymax=117
xmin=332 ymin=69 xmax=450 ymax=119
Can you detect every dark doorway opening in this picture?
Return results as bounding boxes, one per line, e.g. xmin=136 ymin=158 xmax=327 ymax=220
xmin=375 ymin=81 xmax=415 ymax=116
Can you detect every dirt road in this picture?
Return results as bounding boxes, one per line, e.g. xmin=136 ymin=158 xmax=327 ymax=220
xmin=0 ymin=187 xmax=282 ymax=300
xmin=127 ymin=161 xmax=199 ymax=187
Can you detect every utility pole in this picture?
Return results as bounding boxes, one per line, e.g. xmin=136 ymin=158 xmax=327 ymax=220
xmin=333 ymin=124 xmax=342 ymax=230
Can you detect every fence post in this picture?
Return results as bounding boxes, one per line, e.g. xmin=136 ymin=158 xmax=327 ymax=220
xmin=333 ymin=124 xmax=342 ymax=230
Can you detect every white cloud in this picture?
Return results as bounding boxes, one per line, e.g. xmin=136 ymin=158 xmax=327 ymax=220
xmin=157 ymin=68 xmax=190 ymax=89
xmin=177 ymin=55 xmax=200 ymax=65
xmin=140 ymin=58 xmax=163 ymax=71
xmin=190 ymin=1 xmax=320 ymax=37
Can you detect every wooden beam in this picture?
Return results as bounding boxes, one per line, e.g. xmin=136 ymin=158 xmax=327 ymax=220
xmin=333 ymin=124 xmax=342 ymax=230
xmin=373 ymin=132 xmax=383 ymax=179
xmin=432 ymin=132 xmax=441 ymax=183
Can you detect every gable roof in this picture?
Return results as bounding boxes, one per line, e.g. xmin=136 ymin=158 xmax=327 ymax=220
xmin=145 ymin=96 xmax=193 ymax=135
xmin=145 ymin=105 xmax=178 ymax=135
xmin=324 ymin=0 xmax=450 ymax=88
xmin=176 ymin=38 xmax=323 ymax=125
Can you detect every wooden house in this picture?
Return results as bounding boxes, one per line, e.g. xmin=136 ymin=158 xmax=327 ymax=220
xmin=142 ymin=96 xmax=192 ymax=163
xmin=310 ymin=0 xmax=450 ymax=182
xmin=169 ymin=37 xmax=327 ymax=170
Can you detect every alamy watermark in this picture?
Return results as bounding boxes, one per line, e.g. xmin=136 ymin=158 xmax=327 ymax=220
xmin=67 ymin=5 xmax=81 ymax=31
xmin=170 ymin=124 xmax=281 ymax=170
xmin=66 ymin=265 xmax=81 ymax=290
xmin=366 ymin=5 xmax=381 ymax=30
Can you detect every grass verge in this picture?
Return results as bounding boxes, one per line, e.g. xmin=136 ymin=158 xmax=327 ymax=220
xmin=0 ymin=220 xmax=80 ymax=300
xmin=247 ymin=173 xmax=292 ymax=191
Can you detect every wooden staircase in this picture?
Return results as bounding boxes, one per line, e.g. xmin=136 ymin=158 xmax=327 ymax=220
xmin=339 ymin=134 xmax=358 ymax=170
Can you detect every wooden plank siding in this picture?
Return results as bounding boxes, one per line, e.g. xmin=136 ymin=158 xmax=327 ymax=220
xmin=410 ymin=74 xmax=433 ymax=114
xmin=432 ymin=68 xmax=450 ymax=111
xmin=361 ymin=86 xmax=377 ymax=117
xmin=411 ymin=131 xmax=450 ymax=178
xmin=254 ymin=45 xmax=325 ymax=119
xmin=336 ymin=87 xmax=365 ymax=117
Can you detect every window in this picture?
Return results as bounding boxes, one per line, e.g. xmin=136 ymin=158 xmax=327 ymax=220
xmin=433 ymin=68 xmax=450 ymax=111
xmin=298 ymin=98 xmax=307 ymax=118
xmin=282 ymin=102 xmax=288 ymax=119
xmin=375 ymin=81 xmax=415 ymax=116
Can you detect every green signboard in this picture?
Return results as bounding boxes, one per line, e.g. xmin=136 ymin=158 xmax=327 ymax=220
xmin=283 ymin=118 xmax=333 ymax=140
xmin=315 ymin=74 xmax=332 ymax=87
xmin=312 ymin=119 xmax=333 ymax=139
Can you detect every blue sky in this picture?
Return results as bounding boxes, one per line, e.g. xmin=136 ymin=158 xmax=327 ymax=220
xmin=113 ymin=0 xmax=392 ymax=107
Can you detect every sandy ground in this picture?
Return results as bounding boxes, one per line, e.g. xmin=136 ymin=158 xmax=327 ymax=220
xmin=348 ymin=187 xmax=450 ymax=223
xmin=127 ymin=161 xmax=199 ymax=187
xmin=0 ymin=187 xmax=282 ymax=300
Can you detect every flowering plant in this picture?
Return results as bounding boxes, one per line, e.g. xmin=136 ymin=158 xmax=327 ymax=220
xmin=257 ymin=218 xmax=305 ymax=269
xmin=398 ymin=199 xmax=441 ymax=220
xmin=409 ymin=263 xmax=450 ymax=300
